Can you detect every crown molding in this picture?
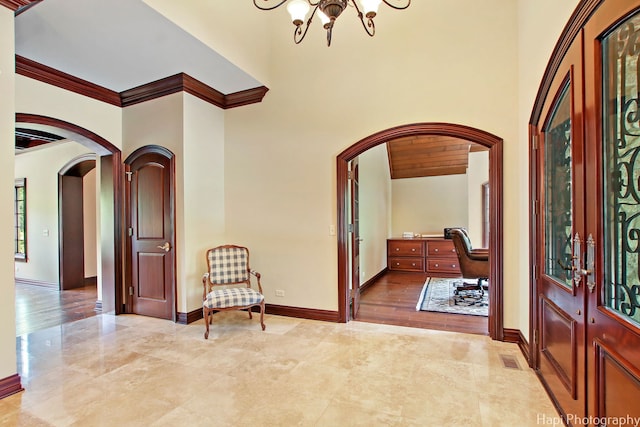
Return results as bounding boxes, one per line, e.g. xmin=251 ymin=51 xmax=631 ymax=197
xmin=0 ymin=0 xmax=35 ymax=11
xmin=16 ymin=55 xmax=269 ymax=110
xmin=15 ymin=55 xmax=122 ymax=106
xmin=225 ymin=86 xmax=270 ymax=109
xmin=120 ymin=74 xmax=185 ymax=107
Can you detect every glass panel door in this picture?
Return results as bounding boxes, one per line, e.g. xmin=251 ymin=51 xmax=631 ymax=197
xmin=544 ymin=82 xmax=574 ymax=288
xmin=602 ymin=11 xmax=640 ymax=325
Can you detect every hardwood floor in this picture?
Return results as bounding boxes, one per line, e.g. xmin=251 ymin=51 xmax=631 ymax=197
xmin=356 ymin=270 xmax=488 ymax=335
xmin=15 ymin=281 xmax=99 ymax=336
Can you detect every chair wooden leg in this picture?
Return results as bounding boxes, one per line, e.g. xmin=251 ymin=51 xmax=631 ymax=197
xmin=203 ymin=308 xmax=209 ymax=339
xmin=259 ymin=301 xmax=266 ymax=331
xmin=248 ymin=308 xmax=253 ymax=319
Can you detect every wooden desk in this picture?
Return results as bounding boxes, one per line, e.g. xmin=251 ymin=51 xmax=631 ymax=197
xmin=387 ymin=238 xmax=462 ymax=276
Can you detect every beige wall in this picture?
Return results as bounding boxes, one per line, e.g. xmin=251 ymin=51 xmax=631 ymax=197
xmin=467 ymin=151 xmax=489 ymax=246
xmin=358 ymin=144 xmax=392 ymax=284
xmin=0 ymin=6 xmax=17 ymax=381
xmin=83 ymin=167 xmax=98 ymax=278
xmin=16 ymin=76 xmax=123 ymax=149
xmin=223 ymin=0 xmax=519 ymax=312
xmin=392 ymin=175 xmax=469 ymax=237
xmin=515 ymin=0 xmax=580 ymax=338
xmin=182 ymin=93 xmax=226 ymax=311
xmin=14 ymin=142 xmax=94 ymax=284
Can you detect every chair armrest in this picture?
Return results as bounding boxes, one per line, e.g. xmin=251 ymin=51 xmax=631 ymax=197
xmin=467 ymin=251 xmax=489 ymax=261
xmin=202 ymin=273 xmax=209 ymax=300
xmin=250 ymin=269 xmax=263 ymax=294
xmin=470 ymin=248 xmax=489 ymax=256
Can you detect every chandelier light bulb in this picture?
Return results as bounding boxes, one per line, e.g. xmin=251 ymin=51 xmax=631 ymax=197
xmin=286 ymin=0 xmax=310 ymax=26
xmin=316 ymin=8 xmax=331 ymax=28
xmin=359 ymin=0 xmax=382 ymax=18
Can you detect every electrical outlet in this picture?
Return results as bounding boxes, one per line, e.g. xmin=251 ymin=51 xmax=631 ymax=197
xmin=275 ymin=290 xmax=285 ymax=297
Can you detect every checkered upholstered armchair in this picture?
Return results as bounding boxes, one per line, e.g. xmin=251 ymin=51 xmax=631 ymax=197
xmin=202 ymin=245 xmax=265 ymax=339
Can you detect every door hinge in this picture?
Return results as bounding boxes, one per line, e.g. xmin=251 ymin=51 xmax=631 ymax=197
xmin=532 ymin=134 xmax=539 ymax=151
xmin=534 ymin=329 xmax=539 ymax=344
xmin=534 ymin=200 xmax=539 ymax=217
xmin=125 ymin=171 xmax=132 ymax=182
xmin=533 ymin=264 xmax=538 ymax=279
xmin=347 ymin=171 xmax=352 ymax=180
xmin=348 ymin=223 xmax=353 ymax=233
xmin=129 ymin=286 xmax=134 ymax=296
xmin=128 ymin=227 xmax=133 ymax=237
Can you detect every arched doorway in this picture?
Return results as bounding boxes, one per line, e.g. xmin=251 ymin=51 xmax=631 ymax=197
xmin=337 ymin=122 xmax=504 ymax=340
xmin=59 ymin=154 xmax=96 ymax=291
xmin=15 ymin=113 xmax=123 ymax=314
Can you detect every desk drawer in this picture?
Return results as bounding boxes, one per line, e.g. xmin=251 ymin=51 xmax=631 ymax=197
xmin=389 ymin=257 xmax=424 ymax=272
xmin=388 ymin=240 xmax=424 ymax=257
xmin=426 ymin=240 xmax=457 ymax=257
xmin=426 ymin=258 xmax=461 ymax=274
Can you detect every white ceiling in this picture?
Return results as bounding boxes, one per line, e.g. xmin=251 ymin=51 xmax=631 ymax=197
xmin=15 ymin=0 xmax=263 ymax=94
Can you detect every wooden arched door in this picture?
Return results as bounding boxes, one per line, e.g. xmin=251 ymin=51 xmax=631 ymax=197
xmin=531 ymin=0 xmax=640 ymax=421
xmin=125 ymin=146 xmax=176 ymax=320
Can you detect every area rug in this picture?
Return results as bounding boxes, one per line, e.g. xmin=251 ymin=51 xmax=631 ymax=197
xmin=416 ymin=277 xmax=488 ymax=317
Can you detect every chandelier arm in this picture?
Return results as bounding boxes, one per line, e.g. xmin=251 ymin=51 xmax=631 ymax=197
xmin=253 ymin=0 xmax=289 ymax=11
xmin=381 ymin=0 xmax=411 ymax=10
xmin=351 ymin=1 xmax=375 ymax=37
xmin=293 ymin=5 xmax=318 ymax=44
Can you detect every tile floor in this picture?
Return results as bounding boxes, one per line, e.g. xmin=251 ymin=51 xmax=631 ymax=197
xmin=2 ymin=312 xmax=559 ymax=426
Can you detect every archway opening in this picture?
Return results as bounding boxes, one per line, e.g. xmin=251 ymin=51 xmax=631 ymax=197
xmin=337 ymin=122 xmax=504 ymax=340
xmin=15 ymin=113 xmax=123 ymax=315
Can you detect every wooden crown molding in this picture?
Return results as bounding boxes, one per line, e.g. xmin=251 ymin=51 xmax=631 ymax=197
xmin=15 ymin=55 xmax=269 ymax=110
xmin=0 ymin=0 xmax=37 ymax=12
xmin=16 ymin=55 xmax=122 ymax=106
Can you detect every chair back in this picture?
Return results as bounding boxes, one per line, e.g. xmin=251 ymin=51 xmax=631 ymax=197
xmin=451 ymin=228 xmax=473 ymax=257
xmin=206 ymin=245 xmax=250 ymax=286
xmin=450 ymin=228 xmax=489 ymax=279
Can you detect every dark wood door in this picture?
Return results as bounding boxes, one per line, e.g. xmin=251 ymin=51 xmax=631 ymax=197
xmin=350 ymin=158 xmax=361 ymax=319
xmin=59 ymin=175 xmax=85 ymax=290
xmin=127 ymin=149 xmax=175 ymax=320
xmin=584 ymin=0 xmax=640 ymax=421
xmin=534 ymin=35 xmax=587 ymax=421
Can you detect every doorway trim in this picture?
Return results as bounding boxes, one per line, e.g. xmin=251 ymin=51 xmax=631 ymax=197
xmin=337 ymin=122 xmax=504 ymax=340
xmin=15 ymin=113 xmax=123 ymax=314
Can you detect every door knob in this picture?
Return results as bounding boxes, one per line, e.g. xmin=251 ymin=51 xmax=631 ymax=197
xmin=157 ymin=242 xmax=171 ymax=252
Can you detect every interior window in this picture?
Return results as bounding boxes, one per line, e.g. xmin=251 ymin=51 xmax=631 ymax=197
xmin=15 ymin=178 xmax=27 ymax=261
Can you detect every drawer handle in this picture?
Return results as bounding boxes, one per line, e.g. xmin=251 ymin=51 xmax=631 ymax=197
xmin=396 ymin=263 xmax=400 ymax=266
xmin=411 ymin=248 xmax=415 ymax=252
xmin=412 ymin=263 xmax=416 ymax=266
xmin=452 ymin=264 xmax=456 ymax=268
xmin=396 ymin=248 xmax=399 ymax=251
xmin=434 ymin=248 xmax=439 ymax=252
xmin=435 ymin=263 xmax=439 ymax=267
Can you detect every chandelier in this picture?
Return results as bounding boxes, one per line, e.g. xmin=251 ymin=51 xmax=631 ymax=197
xmin=253 ymin=0 xmax=411 ymax=46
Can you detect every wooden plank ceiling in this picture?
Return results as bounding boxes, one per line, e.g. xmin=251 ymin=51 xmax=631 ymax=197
xmin=386 ymin=135 xmax=488 ymax=179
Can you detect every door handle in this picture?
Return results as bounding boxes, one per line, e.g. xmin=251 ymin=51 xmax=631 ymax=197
xmin=582 ymin=234 xmax=595 ymax=292
xmin=157 ymin=242 xmax=171 ymax=252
